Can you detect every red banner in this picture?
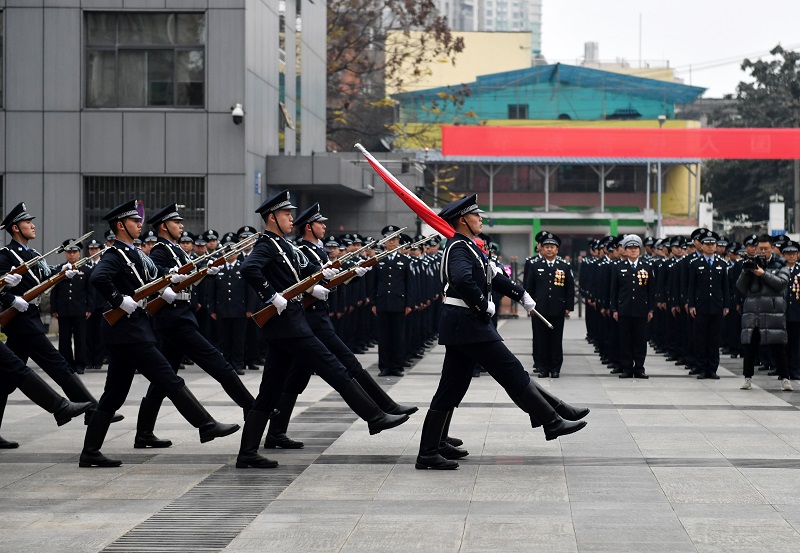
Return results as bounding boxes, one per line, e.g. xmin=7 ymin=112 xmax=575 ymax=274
xmin=442 ymin=126 xmax=800 ymax=160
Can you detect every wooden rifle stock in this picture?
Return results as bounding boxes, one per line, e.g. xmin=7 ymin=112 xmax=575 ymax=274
xmin=145 ymin=254 xmax=231 ymax=316
xmin=103 ymin=275 xmax=172 ymax=325
xmin=301 ymin=257 xmax=381 ymax=309
xmin=252 ymin=272 xmax=325 ymax=328
xmin=0 ymin=269 xmax=70 ymax=327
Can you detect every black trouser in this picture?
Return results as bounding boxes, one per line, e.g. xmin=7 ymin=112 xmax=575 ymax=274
xmin=251 ymin=335 xmax=353 ymax=413
xmin=743 ymin=329 xmax=788 ymax=379
xmin=531 ymin=314 xmax=565 ymax=374
xmin=607 ymin=315 xmax=620 ymax=364
xmin=0 ymin=341 xmax=33 ymax=395
xmin=431 ymin=340 xmax=531 ymax=411
xmin=617 ymin=315 xmax=648 ymax=374
xmin=685 ymin=309 xmax=697 ymax=367
xmin=728 ymin=308 xmax=743 ymax=354
xmin=86 ymin=309 xmax=106 ymax=366
xmin=218 ymin=317 xmax=246 ymax=371
xmin=58 ymin=315 xmax=87 ymax=369
xmin=377 ymin=311 xmax=406 ymax=371
xmin=787 ymin=322 xmax=800 ymax=377
xmin=694 ymin=312 xmax=722 ymax=374
xmin=146 ymin=320 xmax=239 ymax=402
xmin=245 ymin=318 xmax=261 ymax=364
xmin=96 ymin=343 xmax=186 ymax=413
xmin=6 ymin=331 xmax=75 ymax=387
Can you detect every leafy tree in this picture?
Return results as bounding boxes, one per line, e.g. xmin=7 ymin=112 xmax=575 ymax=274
xmin=705 ymin=46 xmax=800 ymax=224
xmin=326 ymin=0 xmax=466 ymax=151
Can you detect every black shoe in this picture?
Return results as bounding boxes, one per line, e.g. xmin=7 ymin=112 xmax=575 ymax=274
xmin=472 ymin=369 xmax=481 ymax=378
xmin=444 ymin=436 xmax=463 ymax=447
xmin=438 ymin=441 xmax=469 ymax=460
xmin=264 ymin=433 xmax=304 ymax=449
xmin=170 ymin=387 xmax=240 ymax=443
xmin=338 ymin=380 xmax=409 ymax=435
xmin=237 ymin=410 xmax=279 ymax=469
xmin=607 ymin=363 xmax=619 ymax=370
xmin=79 ymin=450 xmax=122 ymax=468
xmin=378 ymin=368 xmax=390 ymax=377
xmin=633 ymin=372 xmax=649 ymax=379
xmin=74 ymin=366 xmax=85 ymax=375
xmin=550 ymin=372 xmax=560 ymax=379
xmin=134 ymin=432 xmax=173 ymax=449
xmin=537 ymin=371 xmax=550 ymax=378
xmin=730 ymin=353 xmax=740 ymax=359
xmin=416 ymin=410 xmax=459 ymax=470
xmin=79 ymin=411 xmax=122 ymax=468
xmin=388 ymin=369 xmax=405 ymax=377
xmin=702 ymin=373 xmax=720 ymax=380
xmin=247 ymin=364 xmax=260 ymax=371
xmin=234 ymin=367 xmax=245 ymax=375
xmin=618 ymin=372 xmax=634 ymax=379
xmin=85 ymin=411 xmax=124 ymax=425
xmin=177 ymin=364 xmax=186 ymax=371
xmin=0 ymin=436 xmax=19 ymax=449
xmin=688 ymin=368 xmax=702 ymax=375
xmin=610 ymin=367 xmax=623 ymax=374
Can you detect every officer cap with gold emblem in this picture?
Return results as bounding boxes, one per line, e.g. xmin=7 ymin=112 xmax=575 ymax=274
xmin=537 ymin=231 xmax=561 ymax=247
xmin=690 ymin=228 xmax=707 ymax=242
xmin=324 ymin=235 xmax=339 ymax=248
xmin=780 ymin=239 xmax=799 ymax=253
xmin=294 ymin=203 xmax=328 ymax=228
xmin=146 ymin=203 xmax=183 ymax=226
xmin=87 ymin=239 xmax=103 ymax=250
xmin=221 ymin=232 xmax=237 ymax=246
xmin=103 ymin=199 xmax=142 ymax=222
xmin=179 ymin=231 xmax=194 ymax=243
xmin=237 ymin=225 xmax=258 ymax=240
xmin=204 ymin=229 xmax=220 ymax=242
xmin=193 ymin=233 xmax=207 ymax=246
xmin=143 ymin=230 xmax=158 ymax=243
xmin=438 ymin=193 xmax=485 ymax=222
xmin=743 ymin=234 xmax=759 ymax=247
xmin=381 ymin=225 xmax=401 ymax=236
xmin=62 ymin=238 xmax=83 ymax=252
xmin=255 ymin=190 xmax=296 ymax=218
xmin=0 ymin=202 xmax=35 ymax=231
xmin=622 ymin=234 xmax=643 ymax=249
xmin=698 ymin=229 xmax=720 ymax=243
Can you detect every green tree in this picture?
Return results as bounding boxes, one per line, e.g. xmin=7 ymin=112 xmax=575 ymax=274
xmin=705 ymin=45 xmax=800 ymax=224
xmin=326 ymin=0 xmax=467 ymax=151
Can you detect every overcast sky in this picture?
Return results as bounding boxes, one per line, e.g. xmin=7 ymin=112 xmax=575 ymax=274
xmin=542 ymin=0 xmax=800 ymax=98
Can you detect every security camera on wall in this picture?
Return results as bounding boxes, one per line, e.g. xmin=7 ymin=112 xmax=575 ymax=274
xmin=231 ymin=103 xmax=244 ymax=125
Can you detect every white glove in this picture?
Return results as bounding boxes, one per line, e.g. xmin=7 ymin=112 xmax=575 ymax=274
xmin=161 ymin=287 xmax=178 ymax=304
xmin=271 ymin=293 xmax=288 ymax=315
xmin=311 ymin=285 xmax=330 ymax=301
xmin=521 ymin=292 xmax=537 ymax=313
xmin=486 ymin=300 xmax=496 ymax=318
xmin=11 ymin=296 xmax=29 ymax=312
xmin=488 ymin=261 xmax=502 ymax=278
xmin=170 ymin=271 xmax=188 ymax=284
xmin=120 ymin=295 xmax=138 ymax=314
xmin=206 ymin=266 xmax=221 ymax=276
xmin=4 ymin=271 xmax=22 ymax=287
xmin=322 ymin=267 xmax=340 ymax=279
xmin=354 ymin=266 xmax=370 ymax=277
xmin=64 ymin=263 xmax=80 ymax=279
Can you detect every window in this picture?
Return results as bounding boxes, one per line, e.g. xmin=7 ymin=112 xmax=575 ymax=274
xmin=85 ymin=12 xmax=205 ymax=108
xmin=508 ymin=104 xmax=528 ymax=119
xmin=83 ymin=176 xmax=206 ymax=240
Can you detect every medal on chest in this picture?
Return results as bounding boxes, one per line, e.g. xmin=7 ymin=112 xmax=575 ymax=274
xmin=637 ymin=268 xmax=648 ymax=286
xmin=554 ymin=268 xmax=565 ymax=287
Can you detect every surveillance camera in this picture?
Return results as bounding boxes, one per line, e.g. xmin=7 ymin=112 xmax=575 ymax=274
xmin=231 ymin=103 xmax=244 ymax=125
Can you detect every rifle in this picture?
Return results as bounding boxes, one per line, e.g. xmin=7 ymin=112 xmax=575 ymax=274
xmin=144 ymin=233 xmax=261 ymax=316
xmin=102 ymin=247 xmax=221 ymax=326
xmin=0 ymin=232 xmax=93 ymax=290
xmin=301 ymin=233 xmax=438 ymax=309
xmin=0 ymin=246 xmax=103 ymax=328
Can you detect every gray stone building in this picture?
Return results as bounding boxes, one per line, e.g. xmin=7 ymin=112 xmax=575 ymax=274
xmin=0 ymin=1 xmax=424 ymax=251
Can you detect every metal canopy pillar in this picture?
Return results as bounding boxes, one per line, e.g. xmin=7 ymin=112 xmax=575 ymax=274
xmin=590 ymin=164 xmax=615 ymax=213
xmin=478 ymin=163 xmax=504 ymax=213
xmin=534 ymin=165 xmax=558 ymax=212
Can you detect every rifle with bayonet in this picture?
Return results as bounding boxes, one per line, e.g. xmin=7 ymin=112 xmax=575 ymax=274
xmin=102 ymin=247 xmax=221 ymax=326
xmin=302 ymin=233 xmax=438 ymax=309
xmin=145 ymin=233 xmax=261 ymax=316
xmin=249 ymin=228 xmax=406 ymax=328
xmin=0 ymin=232 xmax=93 ymax=291
xmin=0 ymin=244 xmax=104 ymax=328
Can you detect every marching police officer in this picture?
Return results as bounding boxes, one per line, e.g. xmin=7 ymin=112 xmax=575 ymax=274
xmin=235 ymin=191 xmax=409 ymax=469
xmin=687 ymin=229 xmax=729 ymax=379
xmin=81 ymin=199 xmax=239 ymax=467
xmin=783 ymin=240 xmax=800 ymax=380
xmin=523 ymin=232 xmax=574 ymax=378
xmin=84 ymin=239 xmax=108 ymax=370
xmin=415 ymin=194 xmax=588 ymax=470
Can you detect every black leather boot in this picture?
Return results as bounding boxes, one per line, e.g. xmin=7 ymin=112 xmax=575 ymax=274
xmin=338 ymin=379 xmax=409 ymax=435
xmin=236 ymin=410 xmax=278 ymax=469
xmin=415 ymin=409 xmax=459 ymax=470
xmin=218 ymin=367 xmax=255 ymax=414
xmin=0 ymin=396 xmax=18 ymax=448
xmin=17 ymin=372 xmax=93 ymax=426
xmin=439 ymin=411 xmax=467 ymax=455
xmin=354 ymin=369 xmax=418 ymax=416
xmin=169 ymin=386 xmax=240 ymax=443
xmin=264 ymin=393 xmax=304 ymax=449
xmin=79 ymin=411 xmax=122 ymax=467
xmin=512 ymin=381 xmax=587 ymax=441
xmin=532 ymin=382 xmax=590 ymax=422
xmin=134 ymin=397 xmax=172 ymax=449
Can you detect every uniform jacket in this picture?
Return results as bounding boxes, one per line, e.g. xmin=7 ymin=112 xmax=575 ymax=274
xmin=240 ymin=230 xmax=321 ymax=339
xmin=50 ymin=263 xmax=93 ymax=317
xmin=523 ymin=256 xmax=574 ymax=317
xmin=371 ymin=251 xmax=414 ymax=312
xmin=786 ymin=263 xmax=800 ymax=323
xmin=737 ymin=255 xmax=789 ymax=345
xmin=148 ymin=238 xmax=199 ymax=331
xmin=439 ymin=232 xmax=524 ymax=345
xmin=609 ymin=258 xmax=656 ymax=317
xmin=89 ymin=240 xmax=164 ymax=345
xmin=296 ymin=238 xmax=336 ymax=332
xmin=0 ymin=240 xmax=54 ymax=335
xmin=686 ymin=254 xmax=729 ymax=315
xmin=207 ymin=257 xmax=248 ymax=318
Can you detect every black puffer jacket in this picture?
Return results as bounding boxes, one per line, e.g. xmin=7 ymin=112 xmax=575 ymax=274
xmin=736 ymin=255 xmax=789 ymax=345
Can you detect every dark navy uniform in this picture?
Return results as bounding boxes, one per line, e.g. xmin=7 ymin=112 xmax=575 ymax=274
xmin=84 ymin=241 xmax=109 ymax=370
xmin=208 ymin=255 xmax=248 ymax=373
xmin=50 ymin=257 xmax=92 ymax=373
xmin=782 ymin=241 xmax=800 ymax=379
xmin=686 ymin=230 xmax=730 ymax=379
xmin=523 ymin=232 xmax=574 ymax=378
xmin=609 ymin=236 xmax=656 ymax=378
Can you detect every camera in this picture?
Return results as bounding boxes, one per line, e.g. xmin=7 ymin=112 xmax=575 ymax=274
xmin=742 ymin=255 xmax=765 ymax=270
xmin=231 ymin=103 xmax=244 ymax=125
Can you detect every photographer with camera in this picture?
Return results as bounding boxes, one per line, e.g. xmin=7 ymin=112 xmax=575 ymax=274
xmin=737 ymin=235 xmax=791 ymax=391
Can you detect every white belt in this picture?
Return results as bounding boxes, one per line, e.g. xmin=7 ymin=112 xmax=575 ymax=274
xmin=443 ymin=297 xmax=469 ymax=308
xmin=30 ymin=297 xmax=42 ymax=307
xmin=174 ymin=291 xmax=192 ymax=302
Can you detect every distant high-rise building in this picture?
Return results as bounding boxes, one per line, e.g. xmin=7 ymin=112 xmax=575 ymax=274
xmin=436 ymin=0 xmax=542 ymax=58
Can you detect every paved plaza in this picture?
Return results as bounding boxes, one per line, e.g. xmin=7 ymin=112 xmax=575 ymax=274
xmin=4 ymin=316 xmax=800 ymax=552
